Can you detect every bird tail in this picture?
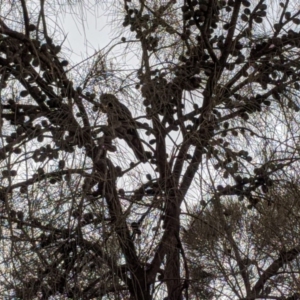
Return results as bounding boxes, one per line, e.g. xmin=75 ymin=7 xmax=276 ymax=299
xmin=130 ymin=137 xmax=147 ymax=163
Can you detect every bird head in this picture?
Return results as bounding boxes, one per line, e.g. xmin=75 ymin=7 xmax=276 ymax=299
xmin=100 ymin=94 xmax=118 ymax=111
xmin=100 ymin=93 xmax=133 ymax=121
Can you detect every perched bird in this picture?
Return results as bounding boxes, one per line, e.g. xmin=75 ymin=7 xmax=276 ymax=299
xmin=100 ymin=93 xmax=147 ymax=162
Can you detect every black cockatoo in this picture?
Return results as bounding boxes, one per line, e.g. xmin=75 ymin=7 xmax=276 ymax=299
xmin=100 ymin=93 xmax=147 ymax=162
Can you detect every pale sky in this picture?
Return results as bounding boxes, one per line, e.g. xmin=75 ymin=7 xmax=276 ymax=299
xmin=57 ymin=2 xmax=113 ymax=62
xmin=55 ymin=1 xmax=128 ymax=65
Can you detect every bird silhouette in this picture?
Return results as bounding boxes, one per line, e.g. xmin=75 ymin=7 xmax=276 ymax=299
xmin=100 ymin=94 xmax=147 ymax=162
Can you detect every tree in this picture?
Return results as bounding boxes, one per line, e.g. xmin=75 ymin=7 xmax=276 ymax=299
xmin=0 ymin=0 xmax=300 ymax=299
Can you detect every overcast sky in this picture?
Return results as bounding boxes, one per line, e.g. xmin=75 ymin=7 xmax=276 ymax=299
xmin=57 ymin=1 xmax=115 ymax=63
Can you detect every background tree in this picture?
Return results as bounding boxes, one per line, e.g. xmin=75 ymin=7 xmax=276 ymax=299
xmin=0 ymin=0 xmax=300 ymax=299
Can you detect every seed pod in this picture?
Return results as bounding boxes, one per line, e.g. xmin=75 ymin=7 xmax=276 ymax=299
xmin=217 ymin=185 xmax=224 ymax=191
xmin=235 ymin=54 xmax=245 ymax=64
xmin=37 ymin=168 xmax=44 ymax=175
xmin=259 ymin=4 xmax=267 ymax=10
xmin=13 ymin=148 xmax=22 ymax=154
xmin=20 ymin=185 xmax=28 ymax=194
xmin=274 ymin=23 xmax=281 ymax=31
xmin=41 ymin=120 xmax=48 ymax=127
xmin=293 ymin=18 xmax=300 ymax=25
xmin=242 ymin=0 xmax=250 ymax=7
xmin=119 ymin=189 xmax=125 ymax=196
xmin=28 ymin=24 xmax=36 ymax=31
xmin=16 ymin=127 xmax=24 ymax=135
xmin=32 ymin=58 xmax=39 ymax=67
xmin=226 ymin=63 xmax=235 ymax=71
xmin=241 ymin=14 xmax=249 ymax=22
xmin=20 ymin=90 xmax=29 ymax=97
xmin=115 ymin=166 xmax=122 ymax=176
xmin=254 ymin=17 xmax=263 ymax=23
xmin=10 ymin=210 xmax=17 ymax=218
xmin=50 ymin=178 xmax=57 ymax=184
xmin=17 ymin=211 xmax=24 ymax=220
xmin=53 ymin=45 xmax=61 ymax=54
xmin=223 ymin=23 xmax=230 ymax=30
xmin=261 ymin=185 xmax=268 ymax=193
xmin=244 ymin=8 xmax=251 ymax=15
xmin=83 ymin=212 xmax=94 ymax=223
xmin=64 ymin=172 xmax=71 ymax=182
xmin=58 ymin=160 xmax=65 ymax=169
xmin=37 ymin=135 xmax=44 ymax=143
xmin=6 ymin=136 xmax=14 ymax=143
xmin=59 ymin=60 xmax=68 ymax=68
xmin=2 ymin=170 xmax=9 ymax=177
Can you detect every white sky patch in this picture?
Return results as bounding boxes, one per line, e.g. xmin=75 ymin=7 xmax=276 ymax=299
xmin=56 ymin=1 xmax=114 ymax=63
